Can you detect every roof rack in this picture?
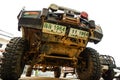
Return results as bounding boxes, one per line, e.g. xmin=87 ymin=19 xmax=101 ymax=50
xmin=49 ymin=4 xmax=80 ymax=15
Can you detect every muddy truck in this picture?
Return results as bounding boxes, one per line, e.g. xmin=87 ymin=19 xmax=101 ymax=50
xmin=0 ymin=4 xmax=103 ymax=80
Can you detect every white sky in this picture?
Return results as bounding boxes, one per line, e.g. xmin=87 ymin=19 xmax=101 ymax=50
xmin=0 ymin=0 xmax=120 ymax=66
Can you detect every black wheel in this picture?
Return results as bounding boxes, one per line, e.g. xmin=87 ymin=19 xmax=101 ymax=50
xmin=54 ymin=67 xmax=61 ymax=78
xmin=76 ymin=47 xmax=101 ymax=80
xmin=0 ymin=37 xmax=28 ymax=80
xmin=102 ymin=69 xmax=115 ymax=80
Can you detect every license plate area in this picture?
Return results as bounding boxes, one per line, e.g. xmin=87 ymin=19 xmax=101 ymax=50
xmin=68 ymin=28 xmax=89 ymax=39
xmin=42 ymin=22 xmax=66 ymax=36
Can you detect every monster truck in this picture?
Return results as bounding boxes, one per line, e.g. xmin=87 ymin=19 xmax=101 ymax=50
xmin=0 ymin=4 xmax=103 ymax=80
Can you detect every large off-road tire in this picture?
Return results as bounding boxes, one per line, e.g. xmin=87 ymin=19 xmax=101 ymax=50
xmin=0 ymin=37 xmax=28 ymax=80
xmin=54 ymin=67 xmax=61 ymax=78
xmin=76 ymin=47 xmax=101 ymax=80
xmin=102 ymin=69 xmax=115 ymax=80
